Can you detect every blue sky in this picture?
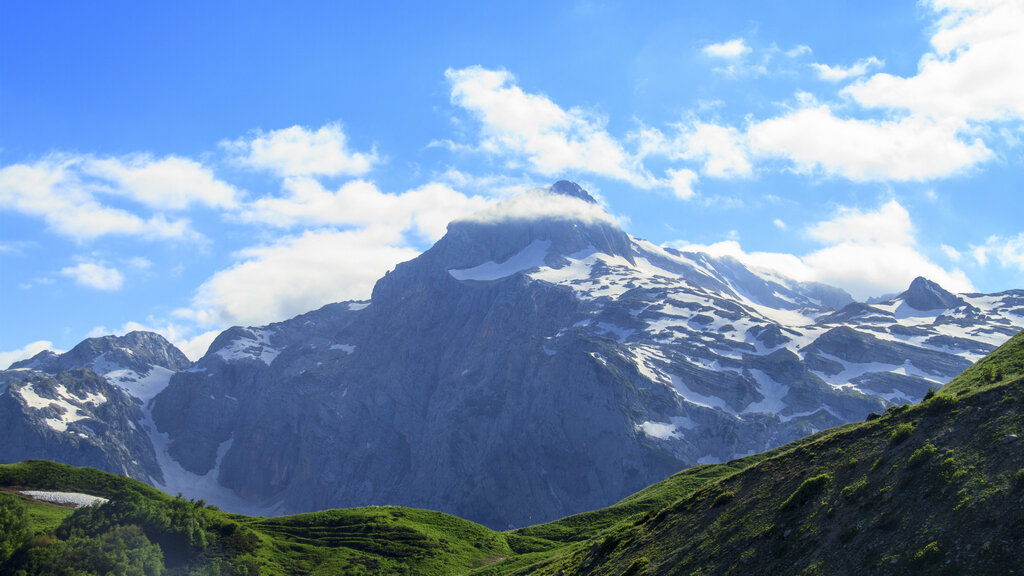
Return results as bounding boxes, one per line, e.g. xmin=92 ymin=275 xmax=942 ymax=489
xmin=2 ymin=0 xmax=1022 ymax=363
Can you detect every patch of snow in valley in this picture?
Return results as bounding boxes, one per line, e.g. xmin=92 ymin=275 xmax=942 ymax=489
xmin=636 ymin=420 xmax=679 ymax=440
xmin=20 ymin=491 xmax=109 ymax=508
xmin=810 ymin=354 xmax=943 ymax=389
xmin=743 ymin=370 xmax=789 ymax=414
xmin=141 ymin=407 xmax=280 ymax=516
xmin=348 ymin=301 xmax=370 ymax=311
xmin=449 ymin=240 xmax=551 ymax=281
xmin=329 ymin=344 xmax=355 ymax=354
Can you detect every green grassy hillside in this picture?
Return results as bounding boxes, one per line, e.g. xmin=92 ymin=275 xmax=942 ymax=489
xmin=2 ymin=330 xmax=1022 ymax=575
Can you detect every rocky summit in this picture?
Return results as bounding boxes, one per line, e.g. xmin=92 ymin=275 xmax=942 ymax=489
xmin=2 ymin=181 xmax=1023 ymax=529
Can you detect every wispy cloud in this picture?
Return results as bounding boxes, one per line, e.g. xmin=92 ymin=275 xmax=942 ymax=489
xmin=672 ymin=200 xmax=973 ymax=300
xmin=445 ymin=66 xmax=657 ymax=188
xmin=702 ymin=38 xmax=751 ymax=59
xmin=222 ymin=123 xmax=379 ymax=178
xmin=61 ymin=260 xmax=124 ymax=291
xmin=177 ymin=227 xmax=419 ymax=327
xmin=0 ymin=340 xmax=54 ymax=370
xmin=0 ymin=154 xmax=233 ymax=241
xmin=811 ymin=56 xmax=884 ymax=81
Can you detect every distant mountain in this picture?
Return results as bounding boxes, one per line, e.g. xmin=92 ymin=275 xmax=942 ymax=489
xmin=0 ymin=332 xmax=189 ymax=482
xmin=2 ymin=181 xmax=1023 ymax=530
xmin=4 ymin=330 xmax=1023 ymax=575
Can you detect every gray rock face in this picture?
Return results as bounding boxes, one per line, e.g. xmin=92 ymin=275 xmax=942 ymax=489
xmin=899 ymin=276 xmax=966 ymax=311
xmin=4 ymin=183 xmax=1024 ymax=530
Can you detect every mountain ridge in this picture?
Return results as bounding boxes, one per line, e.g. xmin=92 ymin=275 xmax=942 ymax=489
xmin=2 ymin=181 xmax=1023 ymax=530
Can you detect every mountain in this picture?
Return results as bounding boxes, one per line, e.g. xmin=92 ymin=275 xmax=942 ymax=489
xmin=3 ymin=330 xmax=1023 ymax=575
xmin=0 ymin=332 xmax=190 ymax=482
xmin=3 ymin=181 xmax=1024 ymax=530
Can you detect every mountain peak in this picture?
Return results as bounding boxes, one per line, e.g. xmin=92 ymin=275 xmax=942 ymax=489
xmin=899 ymin=276 xmax=964 ymax=311
xmin=549 ymin=180 xmax=597 ymax=204
xmin=9 ymin=331 xmax=191 ymax=375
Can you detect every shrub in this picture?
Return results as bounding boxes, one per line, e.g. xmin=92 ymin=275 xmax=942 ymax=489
xmin=889 ymin=423 xmax=915 ymax=444
xmin=0 ymin=493 xmax=30 ymax=564
xmin=908 ymin=443 xmax=937 ymax=467
xmin=713 ymin=491 xmax=735 ymax=507
xmin=840 ymin=476 xmax=868 ymax=499
xmin=780 ymin=474 xmax=832 ymax=510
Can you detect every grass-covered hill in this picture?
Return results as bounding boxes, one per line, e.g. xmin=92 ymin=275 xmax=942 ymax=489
xmin=2 ymin=330 xmax=1023 ymax=576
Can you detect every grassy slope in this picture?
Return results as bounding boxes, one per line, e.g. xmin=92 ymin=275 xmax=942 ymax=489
xmin=3 ymin=330 xmax=1022 ymax=575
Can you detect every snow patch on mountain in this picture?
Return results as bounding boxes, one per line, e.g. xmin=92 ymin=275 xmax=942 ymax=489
xmin=17 ymin=383 xmax=107 ymax=432
xmin=215 ymin=328 xmax=281 ymax=366
xmin=105 ymin=365 xmax=177 ymax=403
xmin=449 ymin=239 xmax=551 ymax=281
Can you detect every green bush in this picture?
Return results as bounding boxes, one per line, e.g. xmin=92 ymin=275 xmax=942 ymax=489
xmin=713 ymin=491 xmax=735 ymax=507
xmin=780 ymin=474 xmax=832 ymax=510
xmin=908 ymin=443 xmax=937 ymax=467
xmin=0 ymin=493 xmax=30 ymax=564
xmin=889 ymin=423 xmax=915 ymax=444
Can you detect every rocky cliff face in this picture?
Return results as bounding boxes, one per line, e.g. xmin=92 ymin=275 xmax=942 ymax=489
xmin=0 ymin=332 xmax=190 ymax=482
xmin=4 ymin=182 xmax=1024 ymax=529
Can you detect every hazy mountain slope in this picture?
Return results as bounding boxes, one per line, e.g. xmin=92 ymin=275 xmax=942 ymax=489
xmin=524 ymin=330 xmax=1024 ymax=576
xmin=3 ymin=181 xmax=1023 ymax=530
xmin=148 ymin=182 xmax=1024 ymax=528
xmin=4 ymin=330 xmax=1023 ymax=575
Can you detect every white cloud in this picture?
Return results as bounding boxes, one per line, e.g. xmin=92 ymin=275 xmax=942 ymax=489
xmin=126 ymin=257 xmax=153 ymax=270
xmin=845 ymin=0 xmax=1024 ymax=123
xmin=746 ymin=106 xmax=991 ymax=181
xmin=806 ymin=200 xmax=914 ymax=246
xmin=666 ymin=168 xmax=698 ymax=200
xmin=178 ymin=228 xmax=419 ymax=327
xmin=61 ymin=261 xmax=124 ymax=291
xmin=702 ymin=38 xmax=751 ymax=59
xmin=238 ymin=178 xmax=491 ymax=240
xmin=941 ymin=243 xmax=962 ymax=261
xmin=811 ymin=56 xmax=884 ymax=81
xmin=0 ymin=155 xmax=209 ymax=241
xmin=972 ymin=233 xmax=1024 ymax=270
xmin=84 ymin=154 xmax=240 ymax=210
xmin=672 ymin=122 xmax=753 ymax=178
xmin=773 ymin=219 xmax=787 ymax=230
xmin=223 ymin=123 xmax=378 ymax=178
xmin=785 ymin=45 xmax=812 ymax=58
xmin=445 ymin=66 xmax=655 ymax=187
xmin=671 ymin=200 xmax=973 ymax=300
xmin=0 ymin=340 xmax=54 ymax=370
xmin=460 ymin=188 xmax=617 ymax=225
